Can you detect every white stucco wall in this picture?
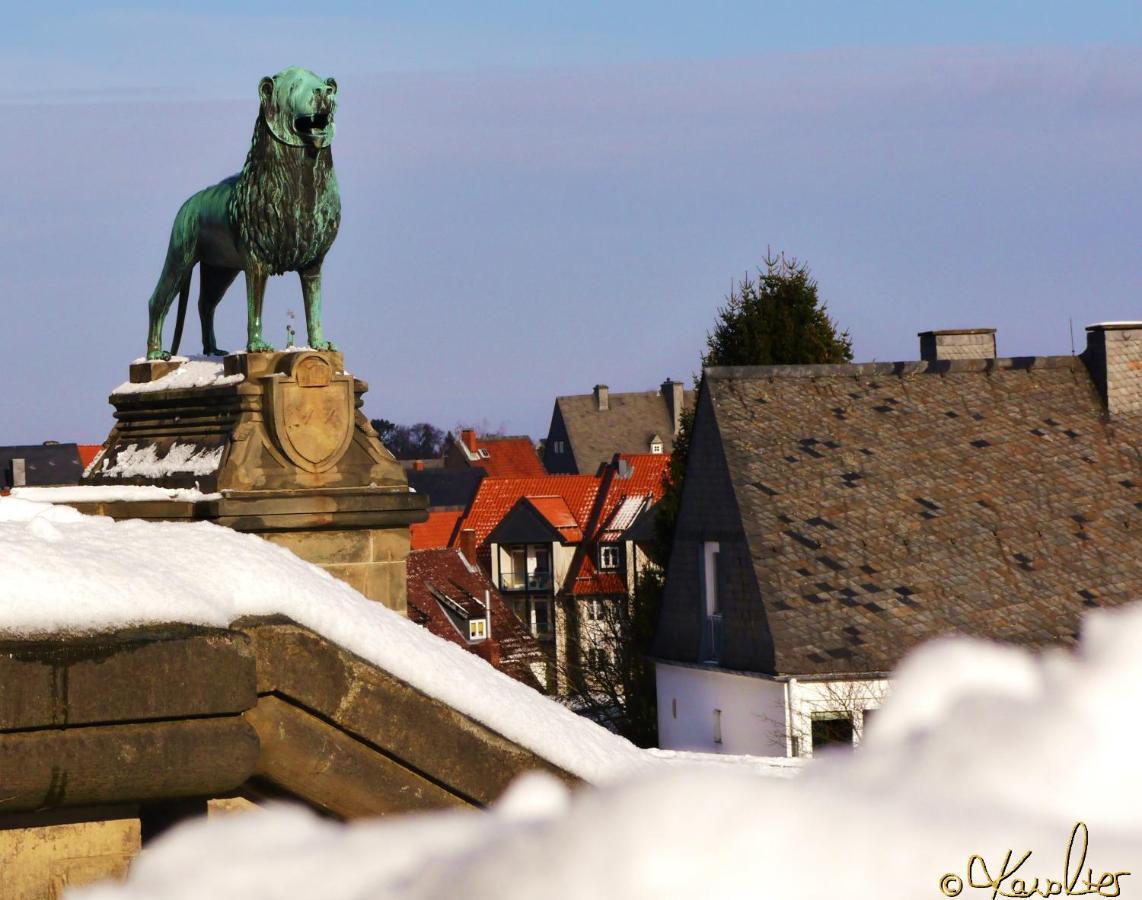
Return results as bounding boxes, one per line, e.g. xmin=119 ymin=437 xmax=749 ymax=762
xmin=656 ymin=662 xmax=788 ymax=755
xmin=656 ymin=662 xmax=890 ymax=757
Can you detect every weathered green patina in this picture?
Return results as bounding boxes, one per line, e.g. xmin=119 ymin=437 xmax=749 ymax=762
xmin=145 ymin=67 xmax=341 ymax=360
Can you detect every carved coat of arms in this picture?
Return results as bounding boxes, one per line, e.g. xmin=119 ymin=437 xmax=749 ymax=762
xmin=265 ymin=354 xmax=354 ymax=473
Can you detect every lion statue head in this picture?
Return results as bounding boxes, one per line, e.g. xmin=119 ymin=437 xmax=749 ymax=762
xmin=258 ymin=66 xmax=338 ymax=149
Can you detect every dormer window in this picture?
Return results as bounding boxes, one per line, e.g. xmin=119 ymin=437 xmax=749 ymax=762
xmin=469 ymin=619 xmax=487 ymax=641
xmin=649 ymin=433 xmax=664 ymax=455
xmin=478 ymin=448 xmax=490 ymax=459
xmin=599 ymin=543 xmax=623 ymax=571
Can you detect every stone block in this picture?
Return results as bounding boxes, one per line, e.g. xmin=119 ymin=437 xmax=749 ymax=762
xmin=0 ymin=717 xmax=259 ymax=812
xmin=0 ymin=628 xmax=256 ymax=731
xmin=245 ymin=696 xmax=464 ymax=818
xmin=263 ymin=529 xmax=371 ymax=566
xmin=370 ymin=527 xmax=411 ymax=563
xmin=323 ymin=563 xmax=369 ymax=596
xmin=0 ymin=815 xmax=140 ymax=899
xmin=364 ymin=561 xmax=407 ymax=612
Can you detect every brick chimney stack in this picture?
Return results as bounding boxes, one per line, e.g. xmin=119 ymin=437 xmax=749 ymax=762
xmin=593 ymin=385 xmax=609 ymax=412
xmin=662 ymin=378 xmax=685 ymax=436
xmin=1082 ymin=322 xmax=1142 ymax=416
xmin=919 ymin=329 xmax=997 ymax=362
xmin=460 ymin=429 xmax=478 ymax=453
xmin=459 ymin=528 xmax=478 ymax=563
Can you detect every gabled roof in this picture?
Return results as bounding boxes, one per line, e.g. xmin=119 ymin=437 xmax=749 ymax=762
xmin=566 ymin=453 xmax=671 ymax=596
xmin=527 ymin=496 xmax=583 ymax=542
xmin=546 ymin=387 xmax=694 ymax=475
xmin=469 ymin=436 xmax=546 ymax=477
xmin=456 ymin=475 xmax=602 ymax=549
xmin=406 ymin=548 xmax=546 ymax=690
xmin=655 ymin=356 xmax=1142 ymax=677
xmin=411 ymin=510 xmax=464 ymax=550
xmin=77 ymin=444 xmax=103 ymax=471
xmin=447 ymin=431 xmax=545 ymax=477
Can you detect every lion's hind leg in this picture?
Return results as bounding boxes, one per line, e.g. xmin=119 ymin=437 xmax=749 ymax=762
xmin=197 ymin=264 xmax=239 ymax=356
xmin=146 ymin=199 xmax=200 ymax=361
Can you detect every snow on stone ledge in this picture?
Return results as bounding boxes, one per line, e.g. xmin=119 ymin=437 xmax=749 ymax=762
xmin=0 ymin=497 xmax=652 ymax=783
xmin=94 ymin=443 xmax=223 ymax=478
xmin=114 ymin=358 xmax=243 ymax=395
xmin=12 ymin=486 xmax=220 ymax=504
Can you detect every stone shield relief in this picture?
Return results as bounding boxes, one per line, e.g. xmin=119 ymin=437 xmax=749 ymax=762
xmin=265 ymin=354 xmax=355 ymax=473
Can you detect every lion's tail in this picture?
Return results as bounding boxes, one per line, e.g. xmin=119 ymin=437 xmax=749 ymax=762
xmin=170 ymin=272 xmax=192 ymax=356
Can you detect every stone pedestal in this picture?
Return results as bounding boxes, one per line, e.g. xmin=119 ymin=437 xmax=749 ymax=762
xmin=78 ymin=351 xmax=427 ymax=612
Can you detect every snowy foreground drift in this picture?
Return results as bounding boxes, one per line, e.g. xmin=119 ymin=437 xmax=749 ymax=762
xmin=80 ymin=602 xmax=1142 ymax=899
xmin=5 ymin=499 xmax=1141 ymax=897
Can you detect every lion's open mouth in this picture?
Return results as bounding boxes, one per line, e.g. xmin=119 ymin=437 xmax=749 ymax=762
xmin=294 ymin=112 xmax=331 ymax=137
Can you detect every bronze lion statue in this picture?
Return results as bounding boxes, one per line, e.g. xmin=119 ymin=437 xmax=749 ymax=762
xmin=145 ymin=66 xmax=341 ymax=360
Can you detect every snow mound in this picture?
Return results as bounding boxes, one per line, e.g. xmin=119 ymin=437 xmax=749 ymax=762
xmin=75 ymin=602 xmax=1142 ymax=899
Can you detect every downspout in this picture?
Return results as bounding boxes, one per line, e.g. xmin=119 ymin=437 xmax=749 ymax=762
xmin=784 ymin=677 xmax=797 ymax=758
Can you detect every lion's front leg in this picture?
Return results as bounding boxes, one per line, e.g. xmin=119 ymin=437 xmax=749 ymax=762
xmin=245 ymin=266 xmax=274 ymax=353
xmin=300 ymin=263 xmax=336 ymax=352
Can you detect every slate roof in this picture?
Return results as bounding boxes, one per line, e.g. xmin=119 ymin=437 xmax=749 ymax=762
xmin=0 ymin=444 xmax=84 ymax=490
xmin=657 ymin=356 xmax=1142 ymax=677
xmin=405 ymin=467 xmax=485 ymax=511
xmin=547 ymin=388 xmax=694 ymax=475
xmin=406 ymin=549 xmax=546 ymax=690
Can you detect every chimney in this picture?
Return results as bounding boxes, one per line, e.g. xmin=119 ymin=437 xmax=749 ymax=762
xmin=661 ymin=378 xmax=685 ymax=436
xmin=460 ymin=429 xmax=478 ymax=453
xmin=459 ymin=528 xmax=477 ymax=563
xmin=919 ymin=329 xmax=997 ymax=362
xmin=1082 ymin=322 xmax=1142 ymax=416
xmin=593 ymin=384 xmax=609 ymax=411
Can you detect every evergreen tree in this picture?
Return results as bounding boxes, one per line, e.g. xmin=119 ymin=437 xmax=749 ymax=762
xmin=703 ymin=251 xmax=852 ymax=369
xmin=657 ymin=252 xmax=851 ymax=569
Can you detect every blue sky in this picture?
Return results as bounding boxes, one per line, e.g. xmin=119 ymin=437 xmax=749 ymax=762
xmin=3 ymin=4 xmax=1140 ymax=443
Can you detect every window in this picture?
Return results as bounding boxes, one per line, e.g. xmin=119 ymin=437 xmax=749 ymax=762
xmin=702 ymin=541 xmax=720 ymax=616
xmin=478 ymin=448 xmax=490 ymax=459
xmin=811 ymin=715 xmax=854 ymax=751
xmin=588 ymin=598 xmax=604 ymax=620
xmin=599 ymin=544 xmax=622 ymax=571
xmin=468 ymin=619 xmax=487 ymax=641
xmin=672 ymin=697 xmax=677 ymax=719
xmin=713 ymin=708 xmax=723 ymax=745
xmin=553 ymin=440 xmax=565 ymax=453
xmin=533 ymin=599 xmax=552 ymax=636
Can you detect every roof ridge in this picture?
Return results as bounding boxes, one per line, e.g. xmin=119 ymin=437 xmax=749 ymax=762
xmin=705 ymin=356 xmax=1080 ymax=380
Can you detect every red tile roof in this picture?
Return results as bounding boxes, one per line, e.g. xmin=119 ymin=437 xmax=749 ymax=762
xmin=406 ymin=549 xmax=547 ymax=689
xmin=526 ymin=496 xmax=583 ymax=542
xmin=411 ymin=510 xmax=463 ymax=550
xmin=472 ymin=435 xmax=546 ymax=477
xmin=568 ymin=454 xmax=672 ymax=596
xmin=77 ymin=444 xmax=103 ymax=471
xmin=455 ymin=475 xmax=602 ymax=548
